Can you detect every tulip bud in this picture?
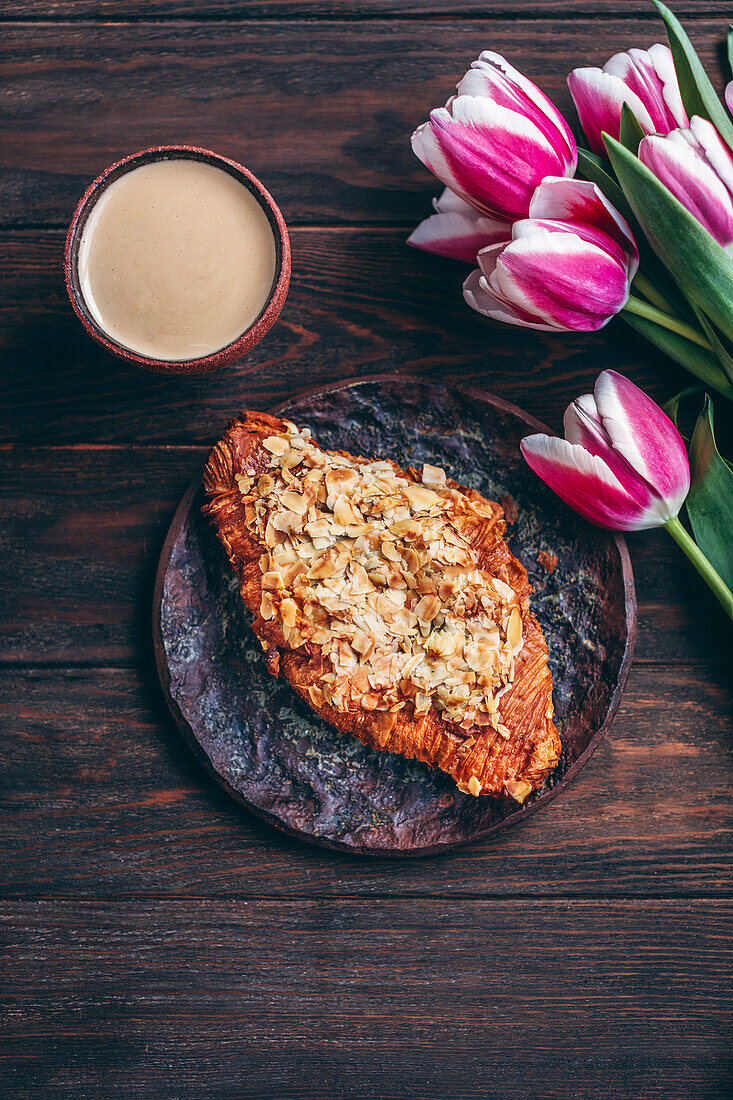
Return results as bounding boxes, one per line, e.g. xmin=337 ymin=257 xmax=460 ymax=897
xmin=412 ymin=51 xmax=577 ymax=220
xmin=568 ymin=44 xmax=688 ymax=157
xmin=638 ymin=117 xmax=733 ymax=253
xmin=463 ymin=178 xmax=638 ymax=332
xmin=407 ymin=188 xmax=512 ymax=263
xmin=521 ymin=370 xmax=690 ymax=531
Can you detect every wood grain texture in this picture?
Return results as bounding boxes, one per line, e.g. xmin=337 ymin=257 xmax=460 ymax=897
xmin=3 ymin=2 xmax=730 ymax=17
xmin=2 ymin=6 xmax=732 ymax=1095
xmin=2 ymin=448 xmax=731 ymax=667
xmin=0 ymin=229 xmax=717 ymax=444
xmin=2 ymin=897 xmax=732 ymax=1099
xmin=1 ymin=665 xmax=731 ymax=897
xmin=1 ymin=19 xmax=729 ymax=228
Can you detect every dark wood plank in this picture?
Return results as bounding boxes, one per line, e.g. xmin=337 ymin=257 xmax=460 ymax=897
xmin=3 ymin=447 xmax=731 ymax=667
xmin=2 ymin=897 xmax=731 ymax=1099
xmin=0 ymin=228 xmax=716 ymax=446
xmin=1 ymin=665 xmax=730 ymax=897
xmin=2 ymin=1 xmax=727 ymax=16
xmin=1 ymin=19 xmax=729 ymax=228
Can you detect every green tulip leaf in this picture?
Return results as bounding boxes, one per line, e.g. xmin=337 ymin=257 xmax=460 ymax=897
xmin=690 ymin=304 xmax=733 ymax=385
xmin=652 ymin=1 xmax=733 ymax=155
xmin=663 ymin=386 xmax=703 ymax=428
xmin=728 ymin=24 xmax=733 ymax=77
xmin=618 ymin=103 xmax=646 ymax=153
xmin=686 ymin=397 xmax=733 ymax=588
xmin=605 ymin=136 xmax=733 ymax=345
xmin=620 ymin=312 xmax=733 ymax=400
xmin=578 ymin=147 xmax=693 ymax=321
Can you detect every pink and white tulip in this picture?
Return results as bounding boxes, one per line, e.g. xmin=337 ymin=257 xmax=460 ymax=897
xmin=521 ymin=370 xmax=690 ymax=531
xmin=638 ymin=116 xmax=733 ymax=253
xmin=412 ymin=51 xmax=577 ymax=221
xmin=568 ymin=44 xmax=688 ymax=157
xmin=463 ymin=178 xmax=638 ymax=332
xmin=407 ymin=188 xmax=511 ymax=263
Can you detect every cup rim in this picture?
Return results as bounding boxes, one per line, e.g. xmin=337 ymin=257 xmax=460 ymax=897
xmin=64 ymin=144 xmax=291 ymax=375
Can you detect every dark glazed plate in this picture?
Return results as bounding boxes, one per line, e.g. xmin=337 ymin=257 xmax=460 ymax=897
xmin=153 ymin=378 xmax=636 ymax=855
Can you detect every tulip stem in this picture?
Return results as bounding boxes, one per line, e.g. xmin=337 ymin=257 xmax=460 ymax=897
xmin=664 ymin=516 xmax=733 ymax=620
xmin=623 ymin=296 xmax=713 ymax=351
xmin=632 ymin=272 xmax=675 ymax=315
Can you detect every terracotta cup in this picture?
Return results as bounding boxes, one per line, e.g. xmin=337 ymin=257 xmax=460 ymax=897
xmin=64 ymin=145 xmax=291 ymax=375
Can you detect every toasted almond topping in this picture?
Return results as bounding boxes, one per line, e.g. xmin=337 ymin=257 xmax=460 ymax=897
xmin=415 ymin=594 xmax=441 ymax=622
xmin=281 ymin=598 xmax=298 ymax=628
xmin=281 ymin=490 xmax=308 ymax=515
xmin=507 ymin=605 xmax=523 ymax=651
xmin=504 ymin=778 xmax=532 ymax=803
xmin=261 ymin=571 xmax=285 ymax=590
xmin=422 ymin=463 xmax=447 ymax=489
xmin=245 ymin=424 xmax=524 ymax=728
xmin=468 ymin=775 xmax=482 ymax=796
xmin=404 ymin=484 xmax=441 ymax=512
xmin=263 ymin=435 xmax=290 ymax=456
xmin=308 ymin=685 xmax=325 ymax=708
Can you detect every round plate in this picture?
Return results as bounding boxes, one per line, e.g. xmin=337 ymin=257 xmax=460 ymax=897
xmin=153 ymin=377 xmax=636 ymax=855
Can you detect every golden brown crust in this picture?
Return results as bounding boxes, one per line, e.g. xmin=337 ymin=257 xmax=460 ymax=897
xmin=203 ymin=411 xmax=561 ymax=800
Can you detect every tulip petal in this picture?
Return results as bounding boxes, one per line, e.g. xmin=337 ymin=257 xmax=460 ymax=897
xmin=645 ymin=42 xmax=689 ymax=128
xmin=638 ymin=133 xmax=733 ymax=251
xmin=408 ymin=209 xmax=510 ymax=263
xmin=593 ymin=370 xmax=690 ymax=518
xmin=563 ymin=391 xmax=660 ymax=511
xmin=486 ymin=226 xmax=631 ymax=331
xmin=605 ymin=44 xmax=687 ymax=132
xmin=433 ymin=187 xmax=480 ymax=215
xmin=567 ymin=67 xmax=656 ymax=156
xmin=520 ymin=434 xmax=666 ymax=529
xmin=414 ymin=94 xmax=574 ymax=219
xmin=457 ymin=51 xmax=577 ymax=170
xmin=463 ymin=268 xmax=559 ymax=331
xmin=727 ymin=81 xmax=733 ymax=118
xmin=685 ymin=116 xmax=733 ymax=196
xmin=528 ymin=177 xmax=638 ymax=271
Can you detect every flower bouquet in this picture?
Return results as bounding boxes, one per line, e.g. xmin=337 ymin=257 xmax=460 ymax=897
xmin=408 ymin=0 xmax=732 ymax=620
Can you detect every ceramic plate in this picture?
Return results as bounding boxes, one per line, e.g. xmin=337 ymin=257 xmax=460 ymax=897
xmin=153 ymin=377 xmax=636 ymax=855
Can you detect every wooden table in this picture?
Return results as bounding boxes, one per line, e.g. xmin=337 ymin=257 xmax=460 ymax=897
xmin=2 ymin=2 xmax=732 ymax=1096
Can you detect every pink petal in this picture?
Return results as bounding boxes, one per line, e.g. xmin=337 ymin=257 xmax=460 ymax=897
xmin=456 ymin=51 xmax=577 ymax=171
xmin=726 ymin=81 xmax=733 ymax=117
xmin=528 ymin=177 xmax=638 ymax=272
xmin=593 ymin=370 xmax=690 ymax=518
xmin=411 ymin=119 xmax=464 ymax=199
xmin=684 ymin=116 xmax=733 ymax=197
xmin=605 ymin=45 xmax=687 ymax=133
xmin=638 ymin=133 xmax=733 ymax=251
xmin=520 ymin=434 xmax=666 ymax=530
xmin=433 ymin=187 xmax=481 ymax=215
xmin=567 ymin=67 xmax=655 ymax=156
xmin=489 ymin=227 xmax=631 ymax=331
xmin=414 ymin=95 xmax=574 ymax=219
xmin=408 ymin=209 xmax=510 ymax=263
xmin=463 ymin=267 xmax=559 ymax=331
xmin=563 ymin=391 xmax=659 ymax=512
xmin=645 ymin=43 xmax=689 ymax=127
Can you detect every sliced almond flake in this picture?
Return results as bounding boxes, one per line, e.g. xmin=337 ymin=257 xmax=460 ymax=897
xmin=504 ymin=778 xmax=532 ymax=803
xmin=422 ymin=463 xmax=446 ymax=489
xmin=263 ymin=435 xmax=290 ymax=456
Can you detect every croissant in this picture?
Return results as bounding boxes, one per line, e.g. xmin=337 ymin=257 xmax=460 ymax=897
xmin=203 ymin=411 xmax=561 ymax=802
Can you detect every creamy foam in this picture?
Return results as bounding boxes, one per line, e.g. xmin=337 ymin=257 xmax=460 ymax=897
xmin=77 ymin=159 xmax=277 ymax=361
